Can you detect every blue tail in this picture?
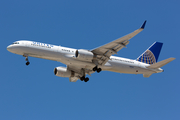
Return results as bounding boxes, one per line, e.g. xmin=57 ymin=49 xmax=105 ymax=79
xmin=137 ymin=42 xmax=163 ymax=64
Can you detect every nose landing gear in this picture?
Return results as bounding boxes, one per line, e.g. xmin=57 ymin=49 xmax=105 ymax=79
xmin=23 ymin=55 xmax=30 ymax=66
xmin=26 ymin=61 xmax=30 ymax=66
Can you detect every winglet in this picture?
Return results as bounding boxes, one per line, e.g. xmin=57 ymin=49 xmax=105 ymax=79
xmin=141 ymin=20 xmax=147 ymax=29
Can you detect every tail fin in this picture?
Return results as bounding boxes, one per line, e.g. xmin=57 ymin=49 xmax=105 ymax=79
xmin=137 ymin=42 xmax=163 ymax=64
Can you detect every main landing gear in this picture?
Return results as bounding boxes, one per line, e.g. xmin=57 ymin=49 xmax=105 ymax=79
xmin=80 ymin=76 xmax=89 ymax=82
xmin=93 ymin=66 xmax=102 ymax=73
xmin=80 ymin=66 xmax=101 ymax=82
xmin=79 ymin=68 xmax=89 ymax=82
xmin=23 ymin=55 xmax=30 ymax=66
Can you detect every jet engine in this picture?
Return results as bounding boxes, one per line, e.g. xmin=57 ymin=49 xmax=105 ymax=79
xmin=54 ymin=66 xmax=74 ymax=77
xmin=75 ymin=49 xmax=94 ymax=62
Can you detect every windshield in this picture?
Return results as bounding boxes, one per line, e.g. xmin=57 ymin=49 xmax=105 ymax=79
xmin=12 ymin=42 xmax=19 ymax=45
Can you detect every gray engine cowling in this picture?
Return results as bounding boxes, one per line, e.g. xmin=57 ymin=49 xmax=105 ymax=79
xmin=54 ymin=66 xmax=74 ymax=77
xmin=75 ymin=49 xmax=94 ymax=62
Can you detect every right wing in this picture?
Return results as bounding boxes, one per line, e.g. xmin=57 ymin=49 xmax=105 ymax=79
xmin=91 ymin=21 xmax=147 ymax=66
xmin=68 ymin=21 xmax=147 ymax=82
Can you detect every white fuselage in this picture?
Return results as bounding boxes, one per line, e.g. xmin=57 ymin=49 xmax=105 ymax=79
xmin=7 ymin=40 xmax=163 ymax=76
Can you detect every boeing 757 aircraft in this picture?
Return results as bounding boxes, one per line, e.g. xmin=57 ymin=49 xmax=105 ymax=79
xmin=7 ymin=21 xmax=175 ymax=82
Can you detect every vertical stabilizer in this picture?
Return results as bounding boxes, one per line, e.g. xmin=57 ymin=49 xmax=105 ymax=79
xmin=137 ymin=42 xmax=163 ymax=64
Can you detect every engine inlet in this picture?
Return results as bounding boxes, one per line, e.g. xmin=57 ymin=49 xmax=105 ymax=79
xmin=54 ymin=68 xmax=57 ymax=75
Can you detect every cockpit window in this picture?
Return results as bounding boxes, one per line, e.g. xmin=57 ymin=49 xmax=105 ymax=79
xmin=12 ymin=42 xmax=19 ymax=45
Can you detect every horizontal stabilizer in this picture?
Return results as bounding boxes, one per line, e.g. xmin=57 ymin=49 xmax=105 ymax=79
xmin=147 ymin=57 xmax=175 ymax=69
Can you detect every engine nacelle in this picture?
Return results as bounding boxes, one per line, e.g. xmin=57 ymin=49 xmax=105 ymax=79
xmin=54 ymin=66 xmax=74 ymax=78
xmin=75 ymin=49 xmax=94 ymax=62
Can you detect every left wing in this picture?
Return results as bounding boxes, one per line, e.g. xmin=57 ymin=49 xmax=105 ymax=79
xmin=67 ymin=65 xmax=95 ymax=82
xmin=91 ymin=20 xmax=147 ymax=66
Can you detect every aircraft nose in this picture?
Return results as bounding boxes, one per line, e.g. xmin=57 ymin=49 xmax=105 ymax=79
xmin=7 ymin=45 xmax=13 ymax=52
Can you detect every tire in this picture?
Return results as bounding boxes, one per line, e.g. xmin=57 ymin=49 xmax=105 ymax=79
xmin=84 ymin=77 xmax=89 ymax=82
xmin=97 ymin=68 xmax=102 ymax=73
xmin=26 ymin=62 xmax=30 ymax=65
xmin=93 ymin=67 xmax=97 ymax=71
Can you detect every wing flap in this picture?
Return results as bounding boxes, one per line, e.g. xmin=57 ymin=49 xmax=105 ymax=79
xmin=69 ymin=77 xmax=79 ymax=82
xmin=67 ymin=65 xmax=95 ymax=82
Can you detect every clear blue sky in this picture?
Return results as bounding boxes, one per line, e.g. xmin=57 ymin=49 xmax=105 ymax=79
xmin=1 ymin=0 xmax=179 ymax=120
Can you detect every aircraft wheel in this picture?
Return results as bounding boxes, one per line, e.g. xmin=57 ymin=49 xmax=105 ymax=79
xmin=84 ymin=77 xmax=89 ymax=82
xmin=97 ymin=68 xmax=102 ymax=73
xmin=80 ymin=76 xmax=85 ymax=81
xmin=93 ymin=66 xmax=97 ymax=71
xmin=26 ymin=62 xmax=30 ymax=65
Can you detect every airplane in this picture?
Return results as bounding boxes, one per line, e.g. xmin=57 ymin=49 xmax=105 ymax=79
xmin=7 ymin=21 xmax=175 ymax=82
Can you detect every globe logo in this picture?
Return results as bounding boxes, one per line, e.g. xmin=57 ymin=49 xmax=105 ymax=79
xmin=137 ymin=50 xmax=156 ymax=64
